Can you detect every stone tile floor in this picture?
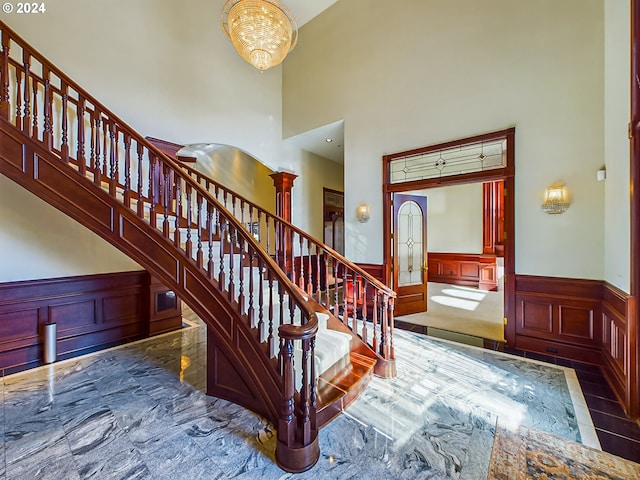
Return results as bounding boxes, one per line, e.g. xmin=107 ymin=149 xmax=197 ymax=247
xmin=0 ymin=310 xmax=602 ymax=479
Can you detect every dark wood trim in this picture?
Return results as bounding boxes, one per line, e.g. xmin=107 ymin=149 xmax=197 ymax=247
xmin=427 ymin=252 xmax=498 ymax=291
xmin=382 ymin=127 xmax=515 ymax=341
xmin=630 ymin=0 xmax=640 ymax=420
xmin=482 ymin=180 xmax=504 ymax=256
xmin=145 ymin=136 xmax=184 ymax=159
xmin=0 ymin=271 xmax=150 ymax=373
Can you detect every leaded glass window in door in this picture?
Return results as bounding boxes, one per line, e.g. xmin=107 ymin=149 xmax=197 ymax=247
xmin=397 ymin=200 xmax=424 ymax=287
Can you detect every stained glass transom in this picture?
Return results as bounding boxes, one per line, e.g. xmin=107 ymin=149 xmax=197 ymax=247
xmin=390 ymin=139 xmax=506 ymax=183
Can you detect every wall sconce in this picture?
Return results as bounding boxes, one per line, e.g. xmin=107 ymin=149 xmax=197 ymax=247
xmin=356 ymin=204 xmax=370 ymax=223
xmin=542 ymin=185 xmax=570 ymax=214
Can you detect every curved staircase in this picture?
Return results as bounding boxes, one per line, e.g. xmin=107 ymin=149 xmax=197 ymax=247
xmin=0 ymin=21 xmax=396 ymax=473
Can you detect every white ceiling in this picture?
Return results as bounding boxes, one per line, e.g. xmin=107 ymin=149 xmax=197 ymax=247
xmin=281 ymin=0 xmax=344 ymax=164
xmin=285 ymin=0 xmax=339 ymax=27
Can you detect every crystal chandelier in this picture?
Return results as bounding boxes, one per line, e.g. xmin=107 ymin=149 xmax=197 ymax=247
xmin=221 ymin=0 xmax=298 ymax=72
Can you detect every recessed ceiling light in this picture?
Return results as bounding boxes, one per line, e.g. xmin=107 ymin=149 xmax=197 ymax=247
xmin=325 ymin=138 xmax=333 ymax=143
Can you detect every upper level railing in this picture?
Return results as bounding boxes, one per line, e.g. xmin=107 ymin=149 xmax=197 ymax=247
xmin=0 ymin=20 xmax=322 ymax=470
xmin=181 ymin=163 xmax=397 ymax=375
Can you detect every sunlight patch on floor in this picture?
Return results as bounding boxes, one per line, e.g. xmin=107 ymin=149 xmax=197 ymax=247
xmin=441 ymin=287 xmax=487 ymax=302
xmin=431 ymin=295 xmax=479 ymax=311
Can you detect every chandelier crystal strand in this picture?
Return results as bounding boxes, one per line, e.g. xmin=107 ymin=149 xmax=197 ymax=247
xmin=222 ymin=0 xmax=298 ymax=71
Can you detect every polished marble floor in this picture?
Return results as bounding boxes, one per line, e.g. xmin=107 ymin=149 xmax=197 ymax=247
xmin=0 ymin=309 xmax=598 ymax=479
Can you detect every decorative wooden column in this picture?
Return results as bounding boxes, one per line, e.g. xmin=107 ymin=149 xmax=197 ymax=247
xmin=270 ymin=172 xmax=298 ymax=275
xmin=270 ymin=171 xmax=297 ymax=221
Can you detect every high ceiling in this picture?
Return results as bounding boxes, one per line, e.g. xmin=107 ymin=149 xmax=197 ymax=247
xmin=281 ymin=0 xmax=344 ymax=164
xmin=284 ymin=0 xmax=338 ymax=27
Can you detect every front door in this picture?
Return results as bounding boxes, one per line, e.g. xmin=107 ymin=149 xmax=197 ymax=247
xmin=392 ymin=194 xmax=428 ymax=316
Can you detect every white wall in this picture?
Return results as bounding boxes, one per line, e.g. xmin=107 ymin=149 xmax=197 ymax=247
xmin=1 ymin=0 xmax=292 ymax=282
xmin=284 ymin=0 xmax=607 ymax=279
xmin=288 ymin=151 xmax=344 ymax=241
xmin=4 ymin=0 xmax=285 ymax=166
xmin=422 ymin=184 xmax=483 ymax=254
xmin=0 ymin=177 xmax=140 ymax=282
xmin=182 ymin=145 xmax=276 ymax=215
xmin=604 ymin=0 xmax=631 ymax=293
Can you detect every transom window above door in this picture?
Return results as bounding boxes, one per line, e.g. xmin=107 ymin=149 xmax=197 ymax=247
xmin=389 ymin=138 xmax=507 ymax=183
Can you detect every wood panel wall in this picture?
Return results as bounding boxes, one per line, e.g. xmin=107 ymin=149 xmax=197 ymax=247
xmin=427 ymin=252 xmax=498 ymax=291
xmin=515 ymin=275 xmax=635 ymax=417
xmin=0 ymin=271 xmax=182 ymax=374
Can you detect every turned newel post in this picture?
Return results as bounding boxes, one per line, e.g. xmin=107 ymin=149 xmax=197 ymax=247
xmin=270 ymin=171 xmax=297 ymax=275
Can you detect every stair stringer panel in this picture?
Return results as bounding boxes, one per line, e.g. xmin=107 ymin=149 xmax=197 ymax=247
xmin=0 ymin=118 xmax=282 ymax=425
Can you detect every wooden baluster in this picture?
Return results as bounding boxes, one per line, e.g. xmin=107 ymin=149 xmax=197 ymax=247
xmin=0 ymin=30 xmax=10 ymax=120
xmin=296 ymin=236 xmax=304 ymax=289
xmin=149 ymin=158 xmax=157 ymax=231
xmin=60 ymin=82 xmax=69 ymax=163
xmin=342 ymin=265 xmax=348 ymax=327
xmin=123 ymin=133 xmax=131 ymax=207
xmin=289 ymin=290 xmax=296 ymax=325
xmin=136 ymin=140 xmax=144 ymax=218
xmin=372 ymin=292 xmax=378 ymax=354
xmin=258 ymin=257 xmax=265 ymax=340
xmin=184 ymin=183 xmax=192 ymax=257
xmin=278 ymin=338 xmax=295 ymax=449
xmin=108 ymin=123 xmax=116 ymax=194
xmin=22 ymin=51 xmax=30 ymax=136
xmin=315 ymin=250 xmax=322 ymax=302
xmin=195 ymin=192 xmax=203 ymax=265
xmin=351 ymin=273 xmax=358 ymax=333
xmin=101 ymin=117 xmax=108 ymax=178
xmin=218 ymin=218 xmax=226 ymax=287
xmin=322 ymin=255 xmax=330 ymax=308
xmin=14 ymin=68 xmax=22 ymax=130
xmin=380 ymin=295 xmax=389 ymax=358
xmin=247 ymin=248 xmax=255 ymax=326
xmin=207 ymin=205 xmax=214 ymax=279
xmin=136 ymin=142 xmax=144 ymax=217
xmin=77 ymin=96 xmax=86 ymax=175
xmin=309 ymin=335 xmax=317 ymax=426
xmin=268 ymin=275 xmax=275 ymax=356
xmin=31 ymin=75 xmax=37 ymax=141
xmin=361 ymin=281 xmax=368 ymax=344
xmin=265 ymin=215 xmax=271 ymax=257
xmin=94 ymin=115 xmax=102 ymax=185
xmin=290 ymin=236 xmax=304 ymax=288
xmin=248 ymin=205 xmax=255 ymax=240
xmin=42 ymin=67 xmax=52 ymax=149
xmin=237 ymin=236 xmax=245 ymax=314
xmin=256 ymin=209 xmax=262 ymax=244
xmin=227 ymin=227 xmax=235 ymax=301
xmin=174 ymin=178 xmax=182 ymax=247
xmin=163 ymin=164 xmax=171 ymax=239
xmin=306 ymin=241 xmax=313 ymax=295
xmin=298 ymin=336 xmax=311 ymax=445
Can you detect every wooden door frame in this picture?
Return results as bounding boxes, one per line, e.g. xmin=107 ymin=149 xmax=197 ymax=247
xmin=382 ymin=127 xmax=516 ymax=344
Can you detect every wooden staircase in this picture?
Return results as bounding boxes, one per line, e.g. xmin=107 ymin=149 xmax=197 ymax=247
xmin=0 ymin=21 xmax=396 ymax=472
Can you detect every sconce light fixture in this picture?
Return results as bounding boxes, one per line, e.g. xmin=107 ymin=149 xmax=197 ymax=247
xmin=542 ymin=185 xmax=570 ymax=214
xmin=356 ymin=204 xmax=370 ymax=223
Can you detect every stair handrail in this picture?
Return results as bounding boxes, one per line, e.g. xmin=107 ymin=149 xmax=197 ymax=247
xmin=0 ymin=19 xmax=322 ymax=471
xmin=181 ymin=161 xmax=397 ymax=375
xmin=181 ymin=162 xmax=395 ymax=297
